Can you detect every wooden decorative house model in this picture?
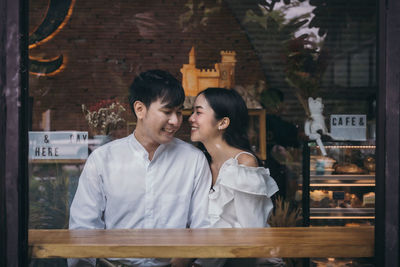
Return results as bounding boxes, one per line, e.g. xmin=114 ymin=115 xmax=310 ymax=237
xmin=180 ymin=47 xmax=236 ymax=96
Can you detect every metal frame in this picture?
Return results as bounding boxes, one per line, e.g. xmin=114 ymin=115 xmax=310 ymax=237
xmin=0 ymin=0 xmax=29 ymax=266
xmin=302 ymin=142 xmax=310 ymax=227
xmin=376 ymin=0 xmax=400 ymax=265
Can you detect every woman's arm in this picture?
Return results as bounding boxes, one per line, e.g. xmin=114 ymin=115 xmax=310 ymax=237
xmin=233 ymin=190 xmax=271 ymax=228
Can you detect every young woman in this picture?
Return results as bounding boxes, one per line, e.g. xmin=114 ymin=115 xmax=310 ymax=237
xmin=189 ymin=88 xmax=281 ymax=267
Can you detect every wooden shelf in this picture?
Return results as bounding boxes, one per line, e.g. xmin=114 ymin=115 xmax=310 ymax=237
xmin=311 ymin=208 xmax=375 ymax=213
xmin=29 ymin=227 xmax=374 ymax=259
xmin=308 ymin=174 xmax=376 ymax=187
xmin=310 ymin=208 xmax=375 ymax=218
xmin=310 ymin=174 xmax=375 ymax=180
xmin=310 ymin=216 xmax=375 ymax=220
xmin=310 ymin=183 xmax=375 ymax=187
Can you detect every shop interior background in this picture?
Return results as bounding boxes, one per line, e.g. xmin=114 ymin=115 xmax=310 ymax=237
xmin=28 ymin=0 xmax=377 ymax=266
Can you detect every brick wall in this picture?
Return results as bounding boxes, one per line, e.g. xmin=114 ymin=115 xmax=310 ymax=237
xmin=29 ymin=0 xmax=265 ymax=139
xmin=29 ymin=0 xmax=377 ymax=141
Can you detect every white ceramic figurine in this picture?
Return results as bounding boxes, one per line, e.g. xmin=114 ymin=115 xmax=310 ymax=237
xmin=304 ymin=97 xmax=331 ymax=155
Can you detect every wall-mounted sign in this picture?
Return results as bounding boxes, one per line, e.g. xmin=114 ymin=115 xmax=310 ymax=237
xmin=29 ymin=131 xmax=88 ymax=159
xmin=330 ymin=115 xmax=367 ymax=141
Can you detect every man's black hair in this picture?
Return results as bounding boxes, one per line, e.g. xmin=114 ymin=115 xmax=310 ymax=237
xmin=128 ymin=69 xmax=185 ymax=114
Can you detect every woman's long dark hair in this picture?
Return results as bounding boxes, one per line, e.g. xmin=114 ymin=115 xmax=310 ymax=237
xmin=198 ymin=87 xmax=262 ymax=166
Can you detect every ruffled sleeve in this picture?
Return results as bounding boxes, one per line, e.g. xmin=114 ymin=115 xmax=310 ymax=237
xmin=218 ymin=160 xmax=279 ymax=197
xmin=208 ymin=159 xmax=279 ymax=228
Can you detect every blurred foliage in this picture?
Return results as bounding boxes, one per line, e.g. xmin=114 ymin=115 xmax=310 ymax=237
xmin=30 ymin=173 xmax=69 ymax=229
xmin=243 ymin=4 xmax=286 ymax=28
xmin=243 ymin=4 xmax=310 ymax=53
xmin=243 ymin=2 xmax=319 ymax=114
xmin=258 ymin=0 xmax=291 ymax=12
xmin=284 ymin=35 xmax=329 ymax=116
xmin=29 ymin=163 xmax=81 ymax=266
xmin=309 ymin=0 xmax=377 ymax=38
xmin=260 ymin=87 xmax=285 ymax=114
xmin=29 ymin=163 xmax=81 ymax=229
xmin=179 ymin=0 xmax=319 ymax=114
xmin=179 ymin=0 xmax=223 ymax=32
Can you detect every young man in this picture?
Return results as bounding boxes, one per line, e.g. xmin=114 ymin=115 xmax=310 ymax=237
xmin=68 ymin=70 xmax=211 ymax=267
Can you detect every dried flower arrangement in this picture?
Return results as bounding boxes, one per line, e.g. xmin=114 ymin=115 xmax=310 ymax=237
xmin=268 ymin=196 xmax=304 ymax=267
xmin=82 ymin=99 xmax=126 ymax=136
xmin=268 ymin=196 xmax=303 ymax=227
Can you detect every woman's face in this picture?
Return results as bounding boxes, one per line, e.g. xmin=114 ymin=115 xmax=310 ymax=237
xmin=189 ymin=94 xmax=220 ymax=143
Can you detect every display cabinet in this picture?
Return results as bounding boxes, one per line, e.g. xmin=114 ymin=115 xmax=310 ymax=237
xmin=300 ymin=141 xmax=376 ymax=266
xmin=302 ymin=141 xmax=376 ymax=227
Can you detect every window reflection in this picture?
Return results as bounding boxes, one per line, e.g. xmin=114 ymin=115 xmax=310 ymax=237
xmin=28 ymin=0 xmax=377 ymax=266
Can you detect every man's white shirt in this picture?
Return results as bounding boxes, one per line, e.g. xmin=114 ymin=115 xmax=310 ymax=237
xmin=69 ymin=133 xmax=211 ymax=266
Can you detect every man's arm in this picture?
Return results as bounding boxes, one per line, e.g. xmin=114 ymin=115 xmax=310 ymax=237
xmin=170 ymin=153 xmax=211 ymax=266
xmin=69 ymin=153 xmax=106 ymax=229
xmin=187 ymin=153 xmax=212 ymax=228
xmin=68 ymin=154 xmax=106 ymax=267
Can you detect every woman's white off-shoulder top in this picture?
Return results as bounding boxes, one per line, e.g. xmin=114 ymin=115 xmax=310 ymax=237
xmin=208 ymin=154 xmax=279 ymax=228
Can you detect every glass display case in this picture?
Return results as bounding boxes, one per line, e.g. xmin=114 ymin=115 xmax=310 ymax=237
xmin=301 ymin=141 xmax=376 ymax=266
xmin=302 ymin=141 xmax=376 ymax=227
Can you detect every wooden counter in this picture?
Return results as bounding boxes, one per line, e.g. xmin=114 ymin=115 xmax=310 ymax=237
xmin=29 ymin=226 xmax=374 ymax=259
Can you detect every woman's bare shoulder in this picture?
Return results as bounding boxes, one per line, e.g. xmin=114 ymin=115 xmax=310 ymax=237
xmin=236 ymin=152 xmax=258 ymax=167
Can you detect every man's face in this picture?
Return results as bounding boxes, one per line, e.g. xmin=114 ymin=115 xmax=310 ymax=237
xmin=138 ymin=98 xmax=183 ymax=146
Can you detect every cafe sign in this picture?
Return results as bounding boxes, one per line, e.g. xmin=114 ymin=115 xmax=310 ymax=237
xmin=29 ymin=131 xmax=88 ymax=159
xmin=330 ymin=115 xmax=367 ymax=141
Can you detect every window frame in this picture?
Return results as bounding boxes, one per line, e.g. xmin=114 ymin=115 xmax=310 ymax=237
xmin=1 ymin=0 xmax=399 ymax=265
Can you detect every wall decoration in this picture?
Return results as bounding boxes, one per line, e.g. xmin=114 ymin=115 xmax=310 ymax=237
xmin=29 ymin=0 xmax=75 ymax=76
xmin=29 ymin=55 xmax=65 ymax=77
xmin=180 ymin=46 xmax=236 ymax=96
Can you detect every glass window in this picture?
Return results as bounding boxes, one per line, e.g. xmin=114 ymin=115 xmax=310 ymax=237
xmin=28 ymin=0 xmax=377 ymax=266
